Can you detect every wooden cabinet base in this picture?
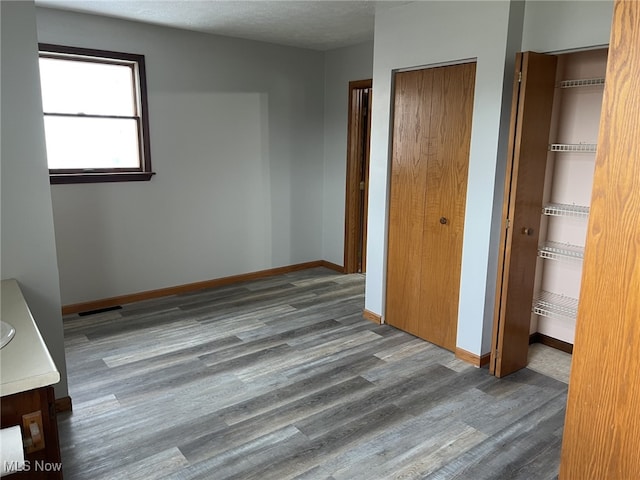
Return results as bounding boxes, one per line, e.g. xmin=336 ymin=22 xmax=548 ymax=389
xmin=1 ymin=386 xmax=63 ymax=479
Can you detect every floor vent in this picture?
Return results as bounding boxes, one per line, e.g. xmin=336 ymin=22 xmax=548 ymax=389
xmin=78 ymin=305 xmax=123 ymax=316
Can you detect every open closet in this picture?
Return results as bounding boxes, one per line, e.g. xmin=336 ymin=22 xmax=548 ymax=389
xmin=491 ymin=48 xmax=608 ymax=378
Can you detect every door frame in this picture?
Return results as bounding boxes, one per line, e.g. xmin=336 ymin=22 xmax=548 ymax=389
xmin=343 ymin=79 xmax=372 ymax=274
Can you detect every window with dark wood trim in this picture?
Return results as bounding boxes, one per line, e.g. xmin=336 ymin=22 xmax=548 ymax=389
xmin=38 ymin=44 xmax=154 ymax=184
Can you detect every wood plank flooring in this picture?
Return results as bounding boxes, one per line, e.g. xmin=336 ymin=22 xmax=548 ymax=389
xmin=58 ymin=268 xmax=566 ymax=479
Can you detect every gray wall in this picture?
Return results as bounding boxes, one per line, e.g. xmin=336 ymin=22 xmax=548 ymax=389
xmin=367 ymin=0 xmax=516 ymax=357
xmin=1 ymin=1 xmax=68 ymax=398
xmin=323 ymin=42 xmax=374 ymax=266
xmin=36 ymin=8 xmax=326 ymax=305
xmin=522 ymin=0 xmax=613 ymax=52
xmin=10 ymin=1 xmax=612 ymax=392
xmin=365 ymin=0 xmax=614 ymax=357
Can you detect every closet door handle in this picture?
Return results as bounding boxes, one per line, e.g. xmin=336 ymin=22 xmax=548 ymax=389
xmin=521 ymin=227 xmax=533 ymax=235
xmin=439 ymin=217 xmax=448 ymax=225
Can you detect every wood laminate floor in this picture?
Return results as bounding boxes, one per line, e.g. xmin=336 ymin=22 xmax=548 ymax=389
xmin=59 ymin=268 xmax=567 ymax=480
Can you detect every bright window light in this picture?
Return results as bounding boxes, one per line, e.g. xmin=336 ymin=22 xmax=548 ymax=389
xmin=38 ymin=44 xmax=154 ymax=184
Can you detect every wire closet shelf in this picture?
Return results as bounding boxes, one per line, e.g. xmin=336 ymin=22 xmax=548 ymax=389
xmin=538 ymin=241 xmax=584 ymax=262
xmin=542 ymin=203 xmax=590 ymax=218
xmin=559 ymin=77 xmax=605 ymax=89
xmin=533 ymin=291 xmax=579 ymax=320
xmin=549 ymin=143 xmax=597 ymax=153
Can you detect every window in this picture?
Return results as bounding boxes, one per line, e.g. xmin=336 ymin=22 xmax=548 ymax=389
xmin=38 ymin=44 xmax=154 ymax=184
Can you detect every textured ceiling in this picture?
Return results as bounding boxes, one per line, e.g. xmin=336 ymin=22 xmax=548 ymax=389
xmin=34 ymin=0 xmax=399 ymax=51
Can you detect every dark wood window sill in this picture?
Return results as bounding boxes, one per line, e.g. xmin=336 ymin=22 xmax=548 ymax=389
xmin=49 ymin=172 xmax=156 ymax=185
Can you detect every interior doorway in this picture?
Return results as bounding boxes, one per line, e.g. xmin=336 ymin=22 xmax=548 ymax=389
xmin=344 ymin=79 xmax=372 ymax=274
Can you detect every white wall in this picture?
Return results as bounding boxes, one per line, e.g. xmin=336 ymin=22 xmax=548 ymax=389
xmin=522 ymin=0 xmax=613 ymax=53
xmin=481 ymin=0 xmax=526 ymax=353
xmin=36 ymin=8 xmax=325 ymax=305
xmin=1 ymin=1 xmax=68 ymax=398
xmin=366 ymin=0 xmax=614 ymax=358
xmin=522 ymin=1 xmax=612 ymax=345
xmin=366 ymin=1 xmax=518 ymax=357
xmin=323 ymin=42 xmax=374 ymax=266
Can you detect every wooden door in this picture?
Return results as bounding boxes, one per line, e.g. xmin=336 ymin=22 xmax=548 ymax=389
xmin=344 ymin=80 xmax=372 ymax=273
xmin=560 ymin=1 xmax=640 ymax=477
xmin=385 ymin=62 xmax=476 ymax=352
xmin=489 ymin=52 xmax=558 ymax=377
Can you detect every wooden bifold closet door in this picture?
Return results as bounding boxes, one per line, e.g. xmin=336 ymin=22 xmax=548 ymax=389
xmin=385 ymin=62 xmax=476 ymax=352
xmin=490 ymin=52 xmax=558 ymax=377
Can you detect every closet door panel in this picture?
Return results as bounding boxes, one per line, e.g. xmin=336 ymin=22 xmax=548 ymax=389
xmin=386 ymin=63 xmax=475 ymax=352
xmin=491 ymin=52 xmax=558 ymax=377
xmin=386 ymin=69 xmax=434 ymax=335
xmin=420 ymin=63 xmax=475 ymax=351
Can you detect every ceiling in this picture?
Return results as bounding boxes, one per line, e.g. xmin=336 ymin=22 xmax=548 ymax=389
xmin=34 ymin=0 xmax=407 ymax=51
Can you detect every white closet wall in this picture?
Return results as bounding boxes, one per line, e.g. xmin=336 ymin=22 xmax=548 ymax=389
xmin=532 ymin=48 xmax=608 ymax=346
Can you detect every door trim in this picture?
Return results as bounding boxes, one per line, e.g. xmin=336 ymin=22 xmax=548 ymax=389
xmin=344 ymin=79 xmax=372 ymax=273
xmin=456 ymin=347 xmax=492 ymax=367
xmin=395 ymin=56 xmax=477 ymax=73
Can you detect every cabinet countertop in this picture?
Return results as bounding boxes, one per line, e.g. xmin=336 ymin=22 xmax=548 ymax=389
xmin=0 ymin=279 xmax=60 ymax=397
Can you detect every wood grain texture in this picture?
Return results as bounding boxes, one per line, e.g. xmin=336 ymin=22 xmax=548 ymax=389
xmin=419 ymin=62 xmax=475 ymax=351
xmin=319 ymin=260 xmax=344 ymax=273
xmin=344 ymin=80 xmax=372 ymax=274
xmin=560 ymin=2 xmax=640 ymax=478
xmin=386 ymin=63 xmax=475 ymax=352
xmin=386 ymin=68 xmax=433 ymax=338
xmin=57 ymin=267 xmax=568 ymax=479
xmin=344 ymin=83 xmax=364 ymax=274
xmin=1 ymin=386 xmax=62 ymax=479
xmin=55 ymin=396 xmax=73 ymax=413
xmin=455 ymin=347 xmax=491 ymax=368
xmin=490 ymin=52 xmax=526 ymax=376
xmin=491 ymin=52 xmax=558 ymax=377
xmin=361 ymin=86 xmax=372 ymax=274
xmin=362 ymin=308 xmax=381 ymax=324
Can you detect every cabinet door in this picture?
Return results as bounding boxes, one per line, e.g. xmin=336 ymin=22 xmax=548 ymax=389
xmin=0 ymin=386 xmax=63 ymax=479
xmin=386 ymin=62 xmax=475 ymax=352
xmin=490 ymin=52 xmax=557 ymax=377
